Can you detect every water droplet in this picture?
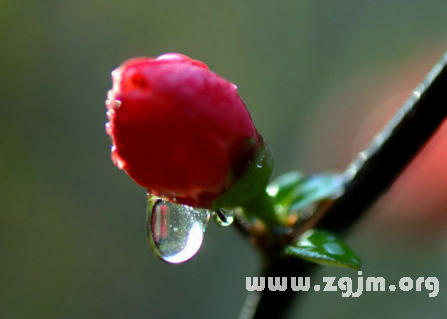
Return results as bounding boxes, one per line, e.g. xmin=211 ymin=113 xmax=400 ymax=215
xmin=213 ymin=209 xmax=235 ymax=227
xmin=147 ymin=196 xmax=211 ymax=264
xmin=106 ymin=109 xmax=115 ymax=119
xmin=111 ymin=146 xmax=125 ymax=169
xmin=105 ymin=122 xmax=112 ymax=135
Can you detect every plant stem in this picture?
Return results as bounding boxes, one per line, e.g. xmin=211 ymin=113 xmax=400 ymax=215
xmin=306 ymin=50 xmax=447 ymax=234
xmin=240 ymin=50 xmax=447 ymax=319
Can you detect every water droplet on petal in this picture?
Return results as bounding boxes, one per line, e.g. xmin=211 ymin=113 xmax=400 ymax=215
xmin=111 ymin=146 xmax=125 ymax=169
xmin=106 ymin=109 xmax=115 ymax=119
xmin=105 ymin=122 xmax=112 ymax=135
xmin=156 ymin=53 xmax=186 ymax=62
xmin=213 ymin=209 xmax=235 ymax=227
xmin=147 ymin=196 xmax=211 ymax=264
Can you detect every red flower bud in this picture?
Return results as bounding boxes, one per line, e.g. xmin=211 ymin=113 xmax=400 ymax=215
xmin=106 ymin=53 xmax=261 ymax=208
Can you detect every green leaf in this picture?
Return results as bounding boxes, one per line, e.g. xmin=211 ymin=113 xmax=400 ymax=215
xmin=266 ymin=171 xmax=306 ymax=206
xmin=288 ymin=173 xmax=344 ymax=212
xmin=284 ymin=229 xmax=361 ymax=270
xmin=266 ymin=172 xmax=343 ymax=225
xmin=212 ymin=141 xmax=280 ymax=226
xmin=213 ymin=141 xmax=274 ymax=210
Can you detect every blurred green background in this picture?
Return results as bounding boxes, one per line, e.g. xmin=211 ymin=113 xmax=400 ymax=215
xmin=1 ymin=0 xmax=447 ymax=318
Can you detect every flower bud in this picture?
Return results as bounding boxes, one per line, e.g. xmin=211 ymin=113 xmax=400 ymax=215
xmin=106 ymin=53 xmax=263 ymax=207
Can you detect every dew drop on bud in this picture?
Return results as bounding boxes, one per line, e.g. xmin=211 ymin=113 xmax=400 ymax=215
xmin=111 ymin=146 xmax=125 ymax=169
xmin=147 ymin=196 xmax=211 ymax=264
xmin=105 ymin=122 xmax=112 ymax=135
xmin=213 ymin=209 xmax=235 ymax=227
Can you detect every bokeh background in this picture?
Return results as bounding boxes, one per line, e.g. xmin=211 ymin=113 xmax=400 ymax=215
xmin=2 ymin=0 xmax=447 ymax=318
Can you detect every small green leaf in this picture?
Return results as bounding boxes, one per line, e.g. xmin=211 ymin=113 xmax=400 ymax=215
xmin=288 ymin=173 xmax=344 ymax=212
xmin=284 ymin=229 xmax=361 ymax=270
xmin=213 ymin=141 xmax=274 ymax=210
xmin=213 ymin=142 xmax=280 ymax=226
xmin=267 ymin=171 xmax=306 ymax=206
